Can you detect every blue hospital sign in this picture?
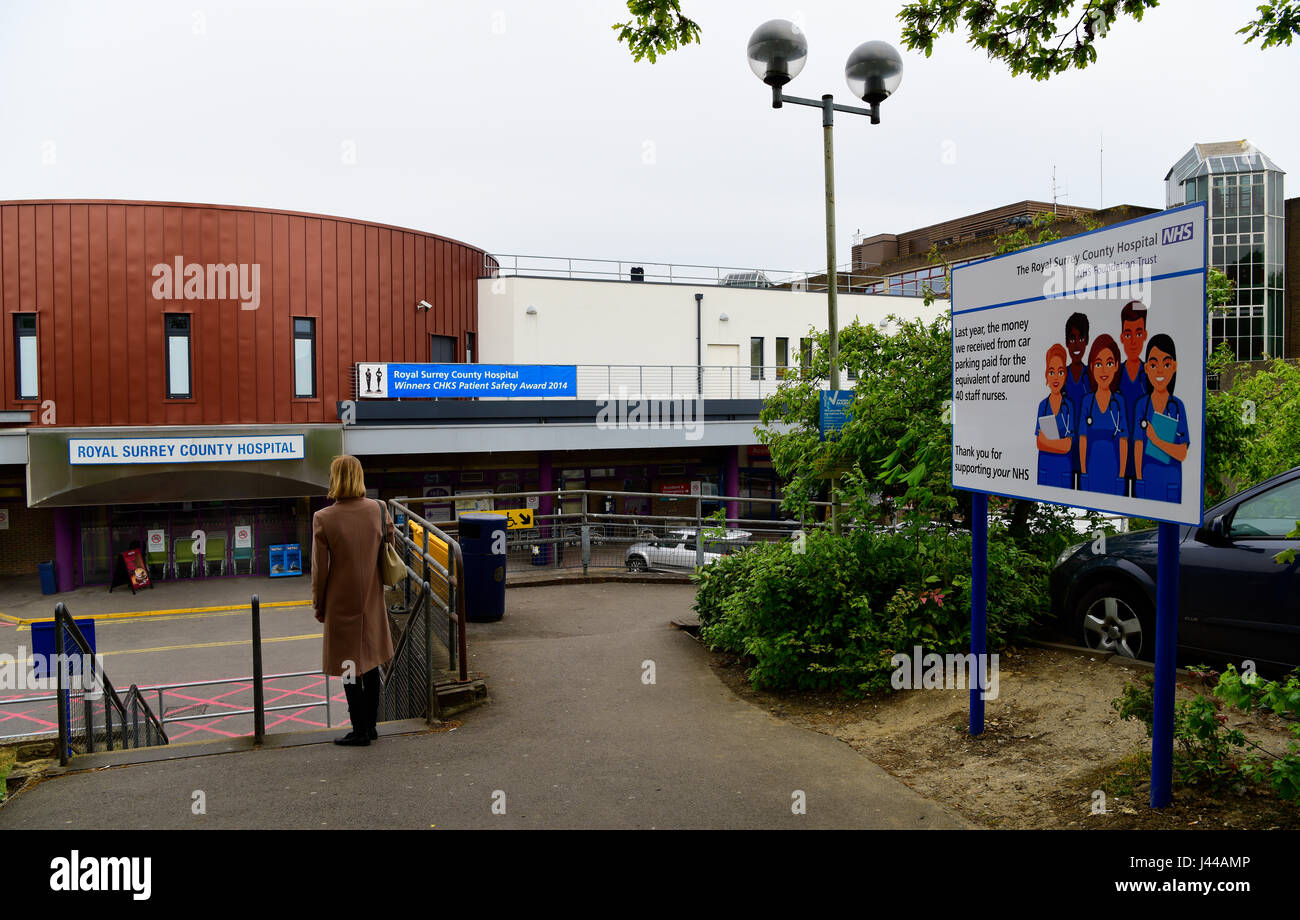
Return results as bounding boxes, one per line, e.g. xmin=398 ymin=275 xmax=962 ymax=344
xmin=357 ymin=363 xmax=576 ymax=398
xmin=69 ymin=435 xmax=306 ymax=465
xmin=950 ymin=203 xmax=1207 ymax=526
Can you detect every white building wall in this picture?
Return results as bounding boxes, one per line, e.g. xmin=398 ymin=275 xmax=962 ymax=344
xmin=477 ymin=277 xmax=943 ymax=368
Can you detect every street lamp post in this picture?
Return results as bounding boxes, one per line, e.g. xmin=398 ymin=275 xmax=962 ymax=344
xmin=748 ymin=21 xmax=902 ymax=534
xmin=747 ymin=20 xmax=903 ymax=393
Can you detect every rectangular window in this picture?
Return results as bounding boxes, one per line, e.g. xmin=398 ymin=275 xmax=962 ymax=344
xmin=293 ymin=317 xmax=316 ymax=398
xmin=430 ymin=334 xmax=455 ymax=362
xmin=466 ymin=332 xmax=476 ymax=364
xmin=14 ymin=313 xmax=37 ymax=400
xmin=750 ymin=337 xmax=764 ymax=380
xmin=165 ymin=314 xmax=191 ymax=399
xmin=775 ymin=337 xmax=789 ymax=376
xmin=800 ymin=337 xmax=812 ymax=371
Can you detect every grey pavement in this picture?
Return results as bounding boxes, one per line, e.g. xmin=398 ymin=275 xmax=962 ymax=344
xmin=0 ymin=583 xmax=969 ymax=829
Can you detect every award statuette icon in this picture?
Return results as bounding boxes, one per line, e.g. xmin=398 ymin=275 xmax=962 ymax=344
xmin=365 ymin=367 xmax=373 ymax=393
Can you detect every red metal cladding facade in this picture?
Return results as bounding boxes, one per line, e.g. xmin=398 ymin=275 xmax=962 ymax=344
xmin=0 ymin=200 xmax=488 ymax=426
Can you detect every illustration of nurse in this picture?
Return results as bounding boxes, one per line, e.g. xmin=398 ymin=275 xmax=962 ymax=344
xmin=1134 ymin=333 xmax=1189 ymax=504
xmin=1117 ymin=300 xmax=1149 ymax=496
xmin=1063 ymin=312 xmax=1091 ymax=487
xmin=1078 ymin=334 xmax=1129 ymax=497
xmin=1036 ymin=344 xmax=1074 ymax=488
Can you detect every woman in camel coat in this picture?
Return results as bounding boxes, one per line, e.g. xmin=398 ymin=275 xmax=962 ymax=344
xmin=312 ymin=455 xmax=395 ymax=746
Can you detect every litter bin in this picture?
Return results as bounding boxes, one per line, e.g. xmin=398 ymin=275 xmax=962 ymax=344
xmin=459 ymin=512 xmax=507 ymax=622
xmin=31 ymin=617 xmax=96 ymax=681
xmin=38 ymin=561 xmax=57 ymax=595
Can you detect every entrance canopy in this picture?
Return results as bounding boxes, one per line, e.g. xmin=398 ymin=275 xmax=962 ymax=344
xmin=27 ymin=425 xmax=343 ymax=507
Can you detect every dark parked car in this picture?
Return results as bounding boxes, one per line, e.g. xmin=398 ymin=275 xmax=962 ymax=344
xmin=1050 ymin=465 xmax=1300 ymax=674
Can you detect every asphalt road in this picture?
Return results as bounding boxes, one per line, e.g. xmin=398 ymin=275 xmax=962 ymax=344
xmin=0 ymin=583 xmax=968 ymax=829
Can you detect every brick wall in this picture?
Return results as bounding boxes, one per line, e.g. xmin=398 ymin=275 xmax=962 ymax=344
xmin=0 ymin=499 xmax=56 ymax=576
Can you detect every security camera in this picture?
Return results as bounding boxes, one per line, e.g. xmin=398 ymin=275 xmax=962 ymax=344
xmin=417 ymin=300 xmax=433 ymax=311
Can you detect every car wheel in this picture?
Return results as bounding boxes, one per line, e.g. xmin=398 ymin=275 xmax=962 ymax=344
xmin=627 ymin=555 xmax=647 ymax=573
xmin=1076 ymin=581 xmax=1153 ymax=660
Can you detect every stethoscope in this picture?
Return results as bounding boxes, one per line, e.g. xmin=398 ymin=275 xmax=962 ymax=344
xmin=1085 ymin=394 xmax=1122 ymax=438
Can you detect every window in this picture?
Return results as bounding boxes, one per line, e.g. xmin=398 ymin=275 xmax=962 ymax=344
xmin=165 ymin=314 xmax=191 ymax=399
xmin=750 ymin=337 xmax=764 ymax=380
xmin=293 ymin=317 xmax=316 ymax=398
xmin=1230 ymin=479 xmax=1300 ymax=538
xmin=775 ymin=337 xmax=789 ymax=377
xmin=800 ymin=338 xmax=812 ymax=372
xmin=14 ymin=314 xmax=37 ymax=400
xmin=430 ymin=334 xmax=455 ymax=362
xmin=466 ymin=332 xmax=476 ymax=364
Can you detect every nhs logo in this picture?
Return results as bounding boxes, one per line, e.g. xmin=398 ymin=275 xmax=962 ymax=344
xmin=1160 ymin=221 xmax=1195 ymax=245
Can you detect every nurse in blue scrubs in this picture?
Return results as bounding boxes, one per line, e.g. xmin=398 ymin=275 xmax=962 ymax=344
xmin=1063 ymin=312 xmax=1091 ymax=489
xmin=1078 ymin=333 xmax=1129 ymax=496
xmin=1036 ymin=344 xmax=1074 ymax=488
xmin=1134 ymin=334 xmax=1189 ymax=504
xmin=1117 ymin=301 xmax=1149 ymax=497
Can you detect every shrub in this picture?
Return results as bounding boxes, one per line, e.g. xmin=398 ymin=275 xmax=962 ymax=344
xmin=692 ymin=526 xmax=1048 ymax=695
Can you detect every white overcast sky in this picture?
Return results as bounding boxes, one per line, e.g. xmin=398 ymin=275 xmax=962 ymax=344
xmin=2 ymin=1 xmax=1296 ymax=273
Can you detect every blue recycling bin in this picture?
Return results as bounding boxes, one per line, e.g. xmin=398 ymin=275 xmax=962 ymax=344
xmin=39 ymin=561 xmax=57 ymax=595
xmin=268 ymin=543 xmax=303 ymax=577
xmin=459 ymin=512 xmax=507 ymax=622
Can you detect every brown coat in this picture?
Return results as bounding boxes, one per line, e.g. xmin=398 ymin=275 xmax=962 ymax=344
xmin=311 ymin=497 xmax=395 ymax=677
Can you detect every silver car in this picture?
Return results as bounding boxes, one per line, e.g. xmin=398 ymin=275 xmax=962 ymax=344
xmin=624 ymin=528 xmax=752 ymax=573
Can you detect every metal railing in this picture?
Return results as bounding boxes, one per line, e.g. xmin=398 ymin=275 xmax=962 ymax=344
xmin=353 ymin=363 xmax=813 ymax=401
xmin=421 ymin=488 xmax=834 ymax=576
xmin=53 ymin=603 xmax=168 ymax=765
xmin=380 ymin=499 xmax=469 ymax=725
xmin=482 ymin=253 xmax=891 ymax=294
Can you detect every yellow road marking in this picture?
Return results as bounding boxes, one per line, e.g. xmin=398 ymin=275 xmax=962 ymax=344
xmin=9 ymin=599 xmax=312 ymax=630
xmin=15 ymin=632 xmax=323 ymax=663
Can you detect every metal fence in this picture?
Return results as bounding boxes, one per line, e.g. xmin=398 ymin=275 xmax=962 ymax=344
xmin=352 ymin=362 xmax=810 ymax=401
xmin=483 ymin=253 xmax=890 ymax=294
xmin=427 ymin=488 xmax=832 ymax=577
xmin=53 ymin=603 xmax=168 ymax=765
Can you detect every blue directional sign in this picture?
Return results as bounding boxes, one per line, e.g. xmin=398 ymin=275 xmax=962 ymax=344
xmin=819 ymin=390 xmax=855 ymax=441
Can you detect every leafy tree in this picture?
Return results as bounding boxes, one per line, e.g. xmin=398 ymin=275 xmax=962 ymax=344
xmin=756 ymin=312 xmax=956 ymax=528
xmin=616 ymin=1 xmax=1299 ymax=73
xmin=898 ymin=1 xmax=1298 ymax=79
xmin=612 ymin=0 xmax=701 ymax=62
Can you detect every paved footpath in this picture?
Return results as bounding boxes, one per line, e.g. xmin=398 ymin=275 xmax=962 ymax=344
xmin=0 ymin=583 xmax=969 ymax=829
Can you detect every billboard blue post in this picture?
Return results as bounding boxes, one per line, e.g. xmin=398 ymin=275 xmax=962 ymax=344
xmin=1150 ymin=522 xmax=1181 ymax=808
xmin=969 ymin=492 xmax=987 ymax=736
xmin=949 ymin=205 xmax=1208 ymax=804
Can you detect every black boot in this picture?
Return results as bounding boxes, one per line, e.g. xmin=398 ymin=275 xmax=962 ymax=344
xmin=339 ymin=676 xmax=372 ymax=746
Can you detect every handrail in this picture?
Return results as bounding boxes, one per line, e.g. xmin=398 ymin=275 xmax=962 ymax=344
xmin=54 ymin=602 xmax=168 ymax=763
xmin=388 ymin=499 xmax=468 ymax=683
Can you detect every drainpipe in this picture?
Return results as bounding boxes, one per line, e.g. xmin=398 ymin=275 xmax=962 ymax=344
xmin=695 ymin=292 xmax=703 ymax=397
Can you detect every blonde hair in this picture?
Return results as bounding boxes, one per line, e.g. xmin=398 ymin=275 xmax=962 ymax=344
xmin=328 ymin=455 xmax=367 ymax=500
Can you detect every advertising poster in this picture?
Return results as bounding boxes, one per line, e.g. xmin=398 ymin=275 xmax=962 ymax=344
xmin=950 ymin=204 xmax=1207 ymax=526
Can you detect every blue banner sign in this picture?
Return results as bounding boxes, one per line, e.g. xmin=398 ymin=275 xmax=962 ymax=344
xmin=819 ymin=390 xmax=855 ymax=441
xmin=358 ymin=364 xmax=577 ymax=398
